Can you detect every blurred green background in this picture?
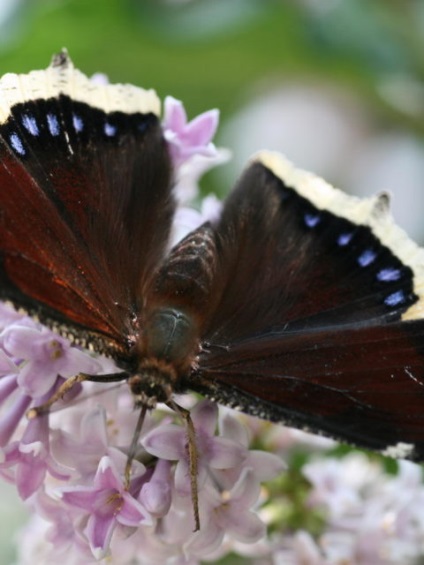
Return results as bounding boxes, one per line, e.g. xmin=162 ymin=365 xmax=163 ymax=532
xmin=0 ymin=0 xmax=423 ymax=563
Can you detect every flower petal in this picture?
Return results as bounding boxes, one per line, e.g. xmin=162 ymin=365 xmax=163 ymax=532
xmin=246 ymin=450 xmax=286 ymax=481
xmin=192 ymin=400 xmax=218 ymax=436
xmin=184 ymin=109 xmax=219 ymax=147
xmin=61 ymin=487 xmax=98 ymax=510
xmin=16 ymin=455 xmax=47 ymax=499
xmin=226 ymin=509 xmax=265 ymax=543
xmin=208 ymin=436 xmax=247 ymax=469
xmin=163 ymin=96 xmax=187 ymax=132
xmin=142 ymin=424 xmax=186 ymax=460
xmin=0 ymin=393 xmax=31 ymax=446
xmin=118 ymin=492 xmax=151 ymax=527
xmin=86 ymin=513 xmax=116 ymax=559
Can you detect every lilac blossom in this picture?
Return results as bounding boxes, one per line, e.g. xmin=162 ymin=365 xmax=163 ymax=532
xmin=202 ymin=468 xmax=266 ymax=544
xmin=162 ymin=95 xmax=230 ymax=205
xmin=300 ymin=454 xmax=424 ymax=564
xmin=162 ymin=96 xmax=219 ymax=168
xmin=1 ymin=319 xmax=101 ymax=397
xmin=0 ymin=413 xmax=69 ymax=499
xmin=61 ymin=456 xmax=151 ymax=559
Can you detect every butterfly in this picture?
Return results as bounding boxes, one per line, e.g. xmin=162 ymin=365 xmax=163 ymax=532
xmin=0 ymin=50 xmax=424 ymax=474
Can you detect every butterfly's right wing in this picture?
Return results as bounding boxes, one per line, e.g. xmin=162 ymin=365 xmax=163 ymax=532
xmin=184 ymin=152 xmax=424 ymax=458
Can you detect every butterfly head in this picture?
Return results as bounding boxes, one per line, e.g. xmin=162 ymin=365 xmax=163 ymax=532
xmin=128 ymin=359 xmax=176 ymax=408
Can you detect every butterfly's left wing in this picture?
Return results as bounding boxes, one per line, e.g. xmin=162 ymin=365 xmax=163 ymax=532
xmin=0 ymin=53 xmax=174 ymax=355
xmin=186 ymin=152 xmax=424 ymax=459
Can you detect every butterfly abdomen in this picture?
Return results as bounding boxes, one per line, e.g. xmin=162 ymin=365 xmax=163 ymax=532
xmin=150 ymin=223 xmax=219 ymax=315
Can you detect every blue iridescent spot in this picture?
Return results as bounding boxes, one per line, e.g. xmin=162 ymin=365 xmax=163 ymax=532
xmin=47 ymin=113 xmax=60 ymax=136
xmin=384 ymin=290 xmax=406 ymax=307
xmin=72 ymin=114 xmax=83 ymax=132
xmin=21 ymin=114 xmax=39 ymax=136
xmin=358 ymin=249 xmax=377 ymax=267
xmin=337 ymin=232 xmax=353 ymax=246
xmin=9 ymin=132 xmax=25 ymax=155
xmin=304 ymin=213 xmax=320 ymax=228
xmin=377 ymin=268 xmax=401 ymax=282
xmin=104 ymin=123 xmax=117 ymax=137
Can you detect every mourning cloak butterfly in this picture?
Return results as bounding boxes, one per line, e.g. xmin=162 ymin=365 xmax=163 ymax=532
xmin=0 ymin=51 xmax=424 ymax=467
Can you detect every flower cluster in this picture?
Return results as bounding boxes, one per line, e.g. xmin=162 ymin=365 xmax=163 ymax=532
xmin=1 ymin=309 xmax=284 ymax=563
xmin=275 ymin=454 xmax=424 ymax=564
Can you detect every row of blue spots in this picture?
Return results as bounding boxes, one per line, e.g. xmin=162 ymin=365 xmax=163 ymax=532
xmin=303 ymin=213 xmax=355 ymax=249
xmin=303 ymin=213 xmax=353 ymax=254
xmin=18 ymin=111 xmax=117 ymax=141
xmin=8 ymin=111 xmax=149 ymax=156
xmin=356 ymin=254 xmax=405 ymax=308
xmin=22 ymin=111 xmax=88 ymax=137
xmin=302 ymin=212 xmax=407 ymax=309
xmin=22 ymin=111 xmax=84 ymax=136
xmin=7 ymin=111 xmax=86 ymax=157
xmin=105 ymin=120 xmax=150 ymax=137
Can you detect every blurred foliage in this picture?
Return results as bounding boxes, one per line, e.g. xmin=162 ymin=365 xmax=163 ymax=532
xmin=0 ymin=0 xmax=422 ymax=131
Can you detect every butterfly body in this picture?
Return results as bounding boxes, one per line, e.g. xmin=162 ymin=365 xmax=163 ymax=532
xmin=1 ymin=53 xmax=424 ymax=461
xmin=124 ymin=221 xmax=219 ymax=405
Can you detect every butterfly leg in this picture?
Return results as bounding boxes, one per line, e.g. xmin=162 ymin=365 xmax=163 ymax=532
xmin=124 ymin=404 xmax=148 ymax=489
xmin=166 ymin=399 xmax=200 ymax=532
xmin=27 ymin=371 xmax=129 ymax=418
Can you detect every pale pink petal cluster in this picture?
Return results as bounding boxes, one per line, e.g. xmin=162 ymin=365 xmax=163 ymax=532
xmin=162 ymin=96 xmax=230 ymax=205
xmin=296 ymin=454 xmax=424 ymax=563
xmin=162 ymin=96 xmax=219 ymax=167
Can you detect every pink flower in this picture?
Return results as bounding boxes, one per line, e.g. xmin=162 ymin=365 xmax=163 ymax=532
xmin=0 ymin=414 xmax=69 ymax=499
xmin=163 ymin=96 xmax=219 ymax=168
xmin=1 ymin=320 xmax=101 ymax=397
xmin=61 ymin=456 xmax=151 ymax=559
xmin=205 ymin=468 xmax=266 ymax=543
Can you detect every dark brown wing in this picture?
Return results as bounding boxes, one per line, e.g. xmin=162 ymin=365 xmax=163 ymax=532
xmin=186 ymin=152 xmax=424 ymax=459
xmin=0 ymin=54 xmax=174 ymax=354
xmin=194 ymin=321 xmax=424 ymax=459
